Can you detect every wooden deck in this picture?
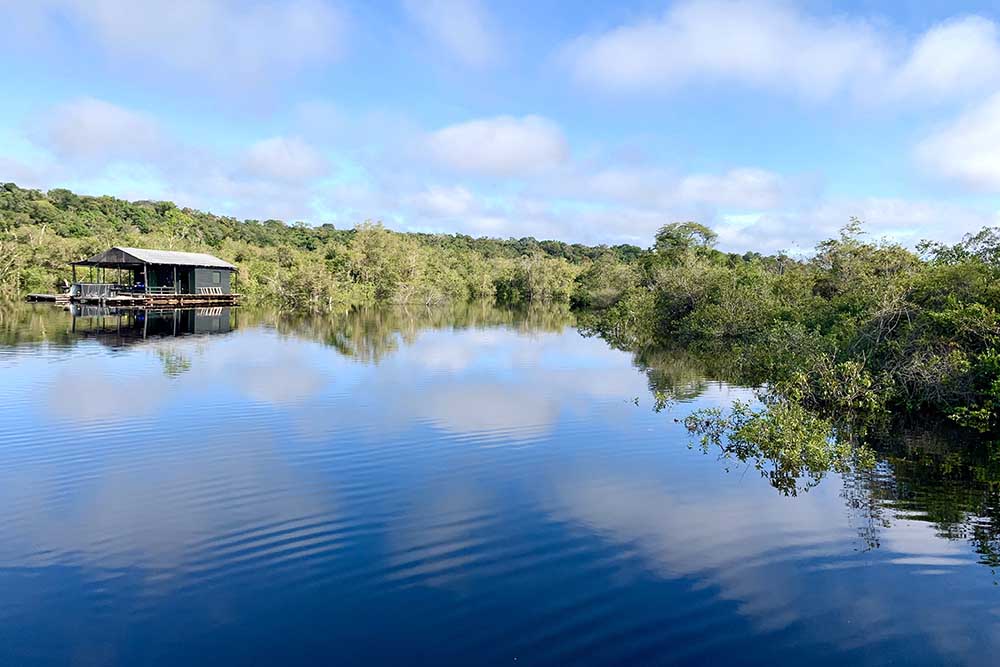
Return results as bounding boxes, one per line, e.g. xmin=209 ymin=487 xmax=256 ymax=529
xmin=26 ymin=293 xmax=71 ymax=304
xmin=27 ymin=292 xmax=240 ymax=307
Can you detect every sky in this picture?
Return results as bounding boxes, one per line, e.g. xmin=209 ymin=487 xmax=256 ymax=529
xmin=3 ymin=0 xmax=1000 ymax=253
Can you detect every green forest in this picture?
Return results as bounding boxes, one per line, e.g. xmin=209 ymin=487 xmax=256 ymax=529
xmin=0 ymin=183 xmax=639 ymax=309
xmin=3 ymin=182 xmax=1000 ymax=436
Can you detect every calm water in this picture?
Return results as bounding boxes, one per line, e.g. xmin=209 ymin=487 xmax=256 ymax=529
xmin=1 ymin=303 xmax=999 ymax=666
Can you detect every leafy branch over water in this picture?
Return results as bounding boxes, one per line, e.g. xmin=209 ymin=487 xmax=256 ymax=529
xmin=681 ymin=398 xmax=876 ymax=497
xmin=587 ymin=220 xmax=1000 ymax=435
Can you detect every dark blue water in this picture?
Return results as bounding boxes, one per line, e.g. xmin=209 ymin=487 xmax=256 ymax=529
xmin=1 ymin=304 xmax=998 ymax=665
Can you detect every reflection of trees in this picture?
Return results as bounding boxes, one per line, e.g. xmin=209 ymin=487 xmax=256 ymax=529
xmin=684 ymin=399 xmax=873 ymax=497
xmin=264 ymin=301 xmax=575 ymax=364
xmin=629 ymin=347 xmax=711 ymax=401
xmin=612 ymin=328 xmax=1000 ymax=573
xmin=680 ymin=395 xmax=1000 ymax=570
xmin=156 ymin=347 xmax=193 ymax=377
xmin=870 ymin=433 xmax=1000 ymax=568
xmin=840 ymin=461 xmax=894 ymax=551
xmin=3 ymin=301 xmax=576 ymax=366
xmin=0 ymin=302 xmax=78 ymax=347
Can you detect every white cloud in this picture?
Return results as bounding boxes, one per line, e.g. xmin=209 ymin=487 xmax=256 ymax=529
xmin=915 ymin=93 xmax=1000 ymax=191
xmin=677 ymin=169 xmax=788 ymax=209
xmin=40 ymin=97 xmax=164 ymax=162
xmin=26 ymin=0 xmax=345 ymax=86
xmin=21 ymin=97 xmax=334 ymax=221
xmin=402 ymin=0 xmax=499 ymax=67
xmin=563 ymin=0 xmax=1000 ymax=104
xmin=564 ymin=0 xmax=888 ymax=100
xmin=242 ymin=136 xmax=330 ymax=183
xmin=392 ymin=177 xmax=1000 ymax=252
xmin=585 ymin=166 xmax=790 ymax=210
xmin=890 ymin=16 xmax=1000 ymax=101
xmin=14 ymin=97 xmax=998 ymax=255
xmin=0 ymin=156 xmax=51 ymax=189
xmin=716 ymin=197 xmax=1000 ymax=254
xmin=406 ymin=185 xmax=477 ymax=217
xmin=426 ymin=115 xmax=569 ymax=176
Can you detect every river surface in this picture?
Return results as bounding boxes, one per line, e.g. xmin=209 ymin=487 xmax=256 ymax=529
xmin=1 ymin=303 xmax=999 ymax=665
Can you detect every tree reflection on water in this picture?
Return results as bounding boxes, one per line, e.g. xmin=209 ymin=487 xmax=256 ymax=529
xmin=5 ymin=300 xmax=1000 ymax=577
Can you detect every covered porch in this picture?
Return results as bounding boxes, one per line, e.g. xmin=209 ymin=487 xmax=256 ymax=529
xmin=70 ymin=247 xmax=237 ymax=300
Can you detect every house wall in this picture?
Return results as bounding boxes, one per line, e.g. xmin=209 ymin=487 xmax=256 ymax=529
xmin=192 ymin=268 xmax=232 ymax=294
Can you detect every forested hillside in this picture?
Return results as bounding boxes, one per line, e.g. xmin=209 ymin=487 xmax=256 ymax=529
xmin=0 ymin=183 xmax=640 ymax=309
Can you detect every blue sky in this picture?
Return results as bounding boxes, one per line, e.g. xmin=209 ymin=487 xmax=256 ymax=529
xmin=3 ymin=0 xmax=1000 ymax=252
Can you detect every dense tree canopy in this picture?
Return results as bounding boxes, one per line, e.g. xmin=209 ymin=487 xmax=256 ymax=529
xmin=586 ymin=217 xmax=1000 ymax=435
xmin=0 ymin=183 xmax=641 ymax=309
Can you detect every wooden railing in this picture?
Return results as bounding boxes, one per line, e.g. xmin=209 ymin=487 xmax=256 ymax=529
xmin=71 ymin=283 xmax=119 ymax=298
xmin=70 ymin=283 xmax=233 ymax=300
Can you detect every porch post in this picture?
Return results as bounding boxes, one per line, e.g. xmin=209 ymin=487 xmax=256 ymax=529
xmin=174 ymin=266 xmax=178 ymax=294
xmin=143 ymin=264 xmax=149 ymax=294
xmin=72 ymin=265 xmax=76 ymax=283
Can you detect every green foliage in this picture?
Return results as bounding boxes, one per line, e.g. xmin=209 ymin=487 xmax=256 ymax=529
xmin=684 ymin=398 xmax=875 ymax=496
xmin=950 ymin=349 xmax=1000 ymax=433
xmin=653 ymin=221 xmax=718 ymax=263
xmin=0 ymin=183 xmax=589 ymax=309
xmin=571 ymin=253 xmax=639 ymax=308
xmin=588 ymin=219 xmax=1000 ymax=433
xmin=8 ymin=181 xmax=1000 ymax=434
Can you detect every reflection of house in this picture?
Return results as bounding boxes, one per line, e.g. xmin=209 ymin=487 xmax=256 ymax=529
xmin=69 ymin=247 xmax=238 ymax=306
xmin=70 ymin=306 xmax=234 ymax=347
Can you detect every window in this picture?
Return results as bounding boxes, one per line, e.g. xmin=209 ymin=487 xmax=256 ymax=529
xmin=212 ymin=271 xmax=221 ymax=284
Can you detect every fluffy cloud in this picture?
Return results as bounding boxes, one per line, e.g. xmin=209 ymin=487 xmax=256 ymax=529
xmin=40 ymin=97 xmax=164 ymax=162
xmin=675 ymin=169 xmax=789 ymax=209
xmin=18 ymin=0 xmax=345 ymax=86
xmin=716 ymin=197 xmax=1000 ymax=255
xmin=889 ymin=16 xmax=1000 ymax=102
xmin=242 ymin=136 xmax=330 ymax=183
xmin=402 ymin=0 xmax=499 ymax=67
xmin=587 ymin=167 xmax=789 ymax=210
xmin=426 ymin=115 xmax=569 ymax=176
xmin=22 ymin=98 xmax=334 ymax=222
xmin=406 ymin=185 xmax=477 ymax=217
xmin=391 ymin=178 xmax=1000 ymax=253
xmin=564 ymin=0 xmax=1000 ymax=104
xmin=564 ymin=0 xmax=887 ymax=99
xmin=915 ymin=93 xmax=1000 ymax=191
xmin=15 ymin=96 xmax=998 ymax=254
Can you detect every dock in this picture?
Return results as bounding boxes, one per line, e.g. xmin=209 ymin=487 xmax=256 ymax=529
xmin=27 ymin=292 xmax=240 ymax=307
xmin=27 ymin=246 xmax=242 ymax=308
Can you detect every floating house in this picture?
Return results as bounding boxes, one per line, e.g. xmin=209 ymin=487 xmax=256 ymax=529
xmin=66 ymin=247 xmax=240 ymax=306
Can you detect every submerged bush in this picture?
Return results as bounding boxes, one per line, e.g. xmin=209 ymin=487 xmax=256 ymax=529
xmin=684 ymin=398 xmax=876 ymax=496
xmin=586 ymin=219 xmax=1000 ymax=434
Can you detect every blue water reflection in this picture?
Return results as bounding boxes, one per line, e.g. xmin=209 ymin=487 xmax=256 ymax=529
xmin=0 ymin=304 xmax=998 ymax=665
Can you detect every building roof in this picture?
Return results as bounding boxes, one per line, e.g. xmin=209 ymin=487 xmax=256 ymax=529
xmin=73 ymin=246 xmax=236 ymax=270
